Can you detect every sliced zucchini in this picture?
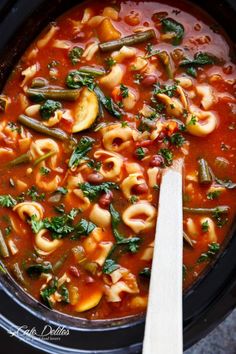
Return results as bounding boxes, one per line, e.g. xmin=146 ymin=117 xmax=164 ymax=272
xmin=72 ymin=87 xmax=99 ymax=133
xmin=74 ymin=288 xmax=103 ymax=312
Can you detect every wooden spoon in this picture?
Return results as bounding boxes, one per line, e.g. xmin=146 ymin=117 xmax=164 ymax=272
xmin=143 ymin=159 xmax=183 ymax=354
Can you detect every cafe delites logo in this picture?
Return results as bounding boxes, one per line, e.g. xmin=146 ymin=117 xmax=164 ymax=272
xmin=8 ymin=324 xmax=70 ymax=341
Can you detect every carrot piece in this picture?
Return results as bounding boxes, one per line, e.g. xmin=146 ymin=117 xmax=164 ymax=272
xmin=96 ymin=18 xmax=121 ymax=42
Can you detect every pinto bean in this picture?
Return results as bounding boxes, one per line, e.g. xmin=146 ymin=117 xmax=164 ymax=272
xmin=142 ymin=75 xmax=157 ymax=87
xmin=87 ymin=172 xmax=104 ymax=184
xmin=99 ymin=191 xmax=113 ymax=208
xmin=132 ymin=183 xmax=148 ymax=194
xmin=150 ymin=154 xmax=165 ymax=167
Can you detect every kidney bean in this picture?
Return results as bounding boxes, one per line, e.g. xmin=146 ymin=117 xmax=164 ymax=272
xmin=99 ymin=191 xmax=113 ymax=208
xmin=142 ymin=75 xmax=157 ymax=87
xmin=132 ymin=183 xmax=148 ymax=195
xmin=87 ymin=172 xmax=104 ymax=184
xmin=69 ymin=266 xmax=80 ymax=278
xmin=150 ymin=154 xmax=165 ymax=167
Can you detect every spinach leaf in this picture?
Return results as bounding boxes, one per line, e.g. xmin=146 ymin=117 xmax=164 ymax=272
xmin=180 ymin=52 xmax=217 ymax=76
xmin=43 ymin=209 xmax=78 ymax=239
xmin=68 ymin=136 xmax=94 ymax=169
xmin=0 ymin=195 xmax=17 ymax=208
xmin=40 ymin=100 xmax=62 ymax=120
xmin=31 ymin=215 xmax=44 ymax=233
xmin=59 ymin=284 xmax=70 ymax=303
xmin=26 ymin=261 xmax=52 ymax=278
xmin=40 ymin=278 xmax=58 ymax=308
xmin=103 ymin=259 xmax=119 ymax=274
xmin=71 ymin=219 xmax=96 ymax=240
xmin=197 ymin=242 xmax=220 ymax=263
xmin=66 ymin=70 xmax=95 ymax=90
xmin=79 ymin=182 xmax=119 ymax=201
xmin=94 ymin=87 xmax=122 ymax=119
xmin=161 ymin=18 xmax=185 ymax=45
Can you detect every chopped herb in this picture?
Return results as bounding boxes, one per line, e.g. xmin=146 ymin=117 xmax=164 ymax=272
xmin=212 ymin=207 xmax=228 ymax=228
xmin=105 ymin=57 xmax=116 ymax=68
xmin=186 ymin=67 xmax=197 ymax=78
xmin=30 ymin=215 xmax=45 ymax=233
xmin=79 ymin=182 xmax=119 ymax=201
xmin=43 ymin=209 xmax=78 ymax=239
xmin=68 ymin=136 xmax=94 ymax=169
xmin=161 ymin=17 xmax=185 ymax=45
xmin=71 ymin=219 xmax=96 ymax=240
xmin=133 ymin=73 xmax=143 ymax=84
xmin=135 ymin=147 xmax=146 ymax=160
xmin=68 ymin=46 xmax=83 ymax=65
xmin=153 ymin=82 xmax=177 ymax=97
xmin=187 ymin=115 xmax=197 ymax=126
xmin=207 ymin=190 xmax=221 ymax=200
xmin=103 ymin=259 xmax=119 ymax=274
xmin=66 ymin=70 xmax=95 ymax=90
xmin=120 ymin=84 xmax=129 ymax=98
xmin=5 ymin=226 xmax=12 ymax=236
xmin=197 ymin=242 xmax=220 ymax=263
xmin=48 ymin=60 xmax=59 ymax=69
xmin=27 ymin=186 xmax=45 ymax=201
xmin=40 ymin=278 xmax=58 ymax=308
xmin=0 ymin=195 xmax=17 ymax=208
xmin=87 ymin=159 xmax=102 ymax=171
xmin=54 ymin=203 xmax=65 ymax=214
xmin=40 ymin=100 xmax=62 ymax=120
xmin=159 ymin=148 xmax=173 ymax=166
xmin=59 ymin=284 xmax=70 ymax=304
xmin=139 ymin=267 xmax=151 ymax=278
xmin=170 ymin=133 xmax=185 ymax=147
xmin=201 ymin=220 xmax=209 ymax=232
xmin=40 ymin=166 xmax=51 ymax=175
xmin=121 ymin=121 xmax=128 ymax=127
xmin=130 ymin=195 xmax=138 ymax=204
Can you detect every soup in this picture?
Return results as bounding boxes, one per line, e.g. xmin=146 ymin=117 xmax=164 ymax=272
xmin=0 ymin=0 xmax=235 ymax=320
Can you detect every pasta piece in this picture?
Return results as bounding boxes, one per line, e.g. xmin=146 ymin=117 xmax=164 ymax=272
xmin=94 ymin=149 xmax=123 ymax=181
xmin=102 ymin=124 xmax=134 ymax=152
xmin=200 ymin=217 xmax=217 ymax=242
xmin=36 ymin=170 xmax=61 ymax=192
xmin=25 ymin=104 xmax=40 ymax=117
xmin=82 ymin=42 xmax=99 ymax=61
xmin=35 ymin=229 xmax=62 ymax=255
xmin=21 ymin=64 xmax=40 ymax=87
xmin=111 ymin=46 xmax=137 ymax=63
xmin=186 ymin=218 xmax=198 ymax=237
xmin=53 ymin=40 xmax=72 ymax=49
xmin=147 ymin=167 xmax=161 ymax=188
xmin=141 ymin=241 xmax=154 ymax=261
xmin=18 ymin=93 xmax=29 ymax=110
xmin=196 ymin=85 xmax=216 ymax=110
xmin=130 ymin=56 xmax=148 ymax=71
xmin=87 ymin=16 xmax=105 ymax=28
xmin=122 ymin=89 xmax=139 ymax=110
xmin=122 ymin=201 xmax=156 ymax=233
xmin=13 ymin=202 xmax=44 ymax=221
xmin=105 ymin=270 xmax=139 ymax=302
xmin=102 ymin=7 xmax=119 ymax=20
xmin=125 ymin=162 xmax=143 ymax=174
xmin=176 ymin=76 xmax=193 ymax=89
xmin=81 ymin=8 xmax=94 ymax=24
xmin=94 ymin=242 xmax=113 ymax=266
xmin=8 ymin=239 xmax=19 ymax=255
xmin=186 ymin=108 xmax=218 ymax=137
xmin=66 ymin=189 xmax=90 ymax=211
xmin=89 ymin=204 xmax=111 ymax=228
xmin=43 ymin=110 xmax=63 ymax=127
xmin=83 ymin=227 xmax=106 ymax=253
xmin=37 ymin=24 xmax=59 ymax=48
xmin=30 ymin=138 xmax=60 ymax=169
xmin=99 ymin=64 xmax=125 ymax=89
xmin=121 ymin=172 xmax=146 ymax=199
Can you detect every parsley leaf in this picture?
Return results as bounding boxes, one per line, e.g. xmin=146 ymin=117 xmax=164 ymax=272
xmin=68 ymin=46 xmax=83 ymax=65
xmin=79 ymin=182 xmax=119 ymax=201
xmin=120 ymin=84 xmax=129 ymax=98
xmin=170 ymin=133 xmax=185 ymax=147
xmin=26 ymin=261 xmax=52 ymax=278
xmin=207 ymin=191 xmax=221 ymax=200
xmin=201 ymin=220 xmax=209 ymax=232
xmin=68 ymin=136 xmax=94 ymax=169
xmin=27 ymin=186 xmax=45 ymax=201
xmin=71 ymin=219 xmax=96 ymax=240
xmin=197 ymin=242 xmax=220 ymax=263
xmin=159 ymin=148 xmax=173 ymax=166
xmin=0 ymin=195 xmax=17 ymax=208
xmin=105 ymin=57 xmax=116 ymax=68
xmin=135 ymin=147 xmax=146 ymax=160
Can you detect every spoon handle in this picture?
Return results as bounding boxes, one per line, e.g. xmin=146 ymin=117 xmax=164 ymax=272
xmin=143 ymin=160 xmax=183 ymax=354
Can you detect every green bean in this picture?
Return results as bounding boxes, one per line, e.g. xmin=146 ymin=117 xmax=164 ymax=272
xmin=12 ymin=262 xmax=27 ymax=286
xmin=94 ymin=86 xmax=122 ymax=119
xmin=157 ymin=51 xmax=173 ymax=79
xmin=31 ymin=77 xmax=49 ymax=88
xmin=99 ymin=29 xmax=156 ymax=52
xmin=33 ymin=151 xmax=56 ymax=167
xmin=53 ymin=253 xmax=69 ymax=273
xmin=183 ymin=231 xmax=194 ymax=247
xmin=78 ymin=66 xmax=106 ymax=76
xmin=26 ymin=88 xmax=81 ymax=102
xmin=18 ymin=115 xmax=71 ymax=143
xmin=183 ymin=206 xmax=230 ymax=214
xmin=198 ymin=158 xmax=212 ymax=184
xmin=7 ymin=151 xmax=32 ymax=167
xmin=0 ymin=231 xmax=9 ymax=258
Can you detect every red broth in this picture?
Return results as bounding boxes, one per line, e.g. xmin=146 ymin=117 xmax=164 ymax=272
xmin=0 ymin=0 xmax=235 ymax=319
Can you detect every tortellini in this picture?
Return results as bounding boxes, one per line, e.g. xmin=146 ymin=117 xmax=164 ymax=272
xmin=122 ymin=201 xmax=156 ymax=233
xmin=102 ymin=124 xmax=137 ymax=152
xmin=13 ymin=202 xmax=44 ymax=221
xmin=121 ymin=172 xmax=146 ymax=199
xmin=99 ymin=64 xmax=125 ymax=89
xmin=35 ymin=229 xmax=62 ymax=255
xmin=186 ymin=107 xmax=218 ymax=137
xmin=94 ymin=150 xmax=124 ymax=181
xmin=30 ymin=138 xmax=60 ymax=169
xmin=89 ymin=204 xmax=111 ymax=228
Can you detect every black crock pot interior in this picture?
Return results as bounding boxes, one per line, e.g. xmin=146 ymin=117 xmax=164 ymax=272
xmin=0 ymin=0 xmax=236 ymax=353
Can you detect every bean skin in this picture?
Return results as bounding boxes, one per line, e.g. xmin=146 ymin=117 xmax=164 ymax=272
xmin=150 ymin=155 xmax=165 ymax=167
xmin=87 ymin=172 xmax=104 ymax=184
xmin=142 ymin=74 xmax=157 ymax=87
xmin=99 ymin=191 xmax=113 ymax=208
xmin=132 ymin=183 xmax=148 ymax=195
